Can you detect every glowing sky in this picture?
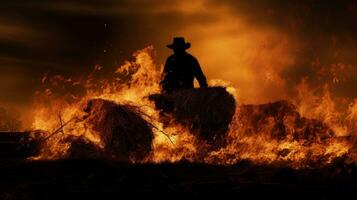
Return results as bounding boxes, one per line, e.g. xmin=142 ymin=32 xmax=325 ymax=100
xmin=0 ymin=0 xmax=356 ymax=107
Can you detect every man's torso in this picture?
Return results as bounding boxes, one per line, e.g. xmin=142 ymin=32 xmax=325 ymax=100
xmin=165 ymin=53 xmax=196 ymax=89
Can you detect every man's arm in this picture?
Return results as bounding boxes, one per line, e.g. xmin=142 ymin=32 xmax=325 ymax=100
xmin=160 ymin=57 xmax=172 ymax=92
xmin=161 ymin=57 xmax=171 ymax=82
xmin=163 ymin=57 xmax=170 ymax=75
xmin=192 ymin=57 xmax=208 ymax=88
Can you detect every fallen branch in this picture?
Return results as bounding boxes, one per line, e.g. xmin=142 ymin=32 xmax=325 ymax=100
xmin=131 ymin=106 xmax=175 ymax=145
xmin=41 ymin=116 xmax=78 ymax=142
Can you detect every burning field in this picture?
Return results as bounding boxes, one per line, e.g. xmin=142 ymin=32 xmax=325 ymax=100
xmin=25 ymin=46 xmax=357 ymax=167
xmin=1 ymin=46 xmax=357 ymax=198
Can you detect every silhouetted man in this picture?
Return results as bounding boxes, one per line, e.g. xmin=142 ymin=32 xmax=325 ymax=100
xmin=161 ymin=37 xmax=208 ymax=93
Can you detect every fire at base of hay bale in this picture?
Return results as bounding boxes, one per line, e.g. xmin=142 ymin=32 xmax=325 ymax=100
xmin=33 ymin=99 xmax=154 ymax=162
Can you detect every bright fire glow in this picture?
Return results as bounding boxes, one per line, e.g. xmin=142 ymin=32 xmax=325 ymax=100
xmin=30 ymin=46 xmax=357 ymax=168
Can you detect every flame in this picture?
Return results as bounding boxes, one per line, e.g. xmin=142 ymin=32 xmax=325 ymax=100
xmin=31 ymin=46 xmax=196 ymax=162
xmin=30 ymin=46 xmax=357 ymax=168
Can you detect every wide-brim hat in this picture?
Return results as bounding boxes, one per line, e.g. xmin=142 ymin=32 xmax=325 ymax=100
xmin=167 ymin=37 xmax=191 ymax=50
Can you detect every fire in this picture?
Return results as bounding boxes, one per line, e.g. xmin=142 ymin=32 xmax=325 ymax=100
xmin=31 ymin=46 xmax=196 ymax=162
xmin=204 ymin=100 xmax=351 ymax=168
xmin=30 ymin=46 xmax=357 ymax=168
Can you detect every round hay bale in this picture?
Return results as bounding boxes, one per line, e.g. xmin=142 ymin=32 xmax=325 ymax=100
xmin=83 ymin=99 xmax=153 ymax=161
xmin=150 ymin=87 xmax=236 ymax=146
xmin=237 ymin=100 xmax=335 ymax=142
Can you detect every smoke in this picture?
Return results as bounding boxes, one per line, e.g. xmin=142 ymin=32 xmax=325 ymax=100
xmin=0 ymin=106 xmax=21 ymax=131
xmin=0 ymin=0 xmax=356 ymax=110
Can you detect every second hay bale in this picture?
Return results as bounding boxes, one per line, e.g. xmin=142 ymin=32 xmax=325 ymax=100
xmin=80 ymin=99 xmax=154 ymax=161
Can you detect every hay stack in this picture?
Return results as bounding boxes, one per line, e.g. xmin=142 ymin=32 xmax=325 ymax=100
xmin=149 ymin=87 xmax=236 ymax=146
xmin=81 ymin=99 xmax=153 ymax=161
xmin=237 ymin=100 xmax=334 ymax=143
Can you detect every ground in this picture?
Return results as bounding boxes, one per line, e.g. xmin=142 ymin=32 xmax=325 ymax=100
xmin=0 ymin=159 xmax=356 ymax=199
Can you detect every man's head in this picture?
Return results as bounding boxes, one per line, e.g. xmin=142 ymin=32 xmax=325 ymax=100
xmin=167 ymin=37 xmax=190 ymax=54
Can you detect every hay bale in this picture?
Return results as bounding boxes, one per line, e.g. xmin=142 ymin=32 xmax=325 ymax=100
xmin=82 ymin=99 xmax=153 ymax=161
xmin=149 ymin=87 xmax=236 ymax=146
xmin=237 ymin=100 xmax=334 ymax=143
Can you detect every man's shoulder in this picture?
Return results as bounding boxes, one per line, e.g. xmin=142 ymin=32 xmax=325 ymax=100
xmin=167 ymin=53 xmax=197 ymax=61
xmin=185 ymin=53 xmax=197 ymax=61
xmin=166 ymin=54 xmax=176 ymax=61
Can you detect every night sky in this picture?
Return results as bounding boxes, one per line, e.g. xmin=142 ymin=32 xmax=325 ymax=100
xmin=1 ymin=0 xmax=356 ymax=108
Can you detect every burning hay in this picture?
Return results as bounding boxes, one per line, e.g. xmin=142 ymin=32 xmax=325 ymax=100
xmin=149 ymin=87 xmax=236 ymax=147
xmin=35 ymin=99 xmax=154 ymax=161
xmin=29 ymin=46 xmax=356 ymax=167
xmin=206 ymin=100 xmax=350 ymax=167
xmin=237 ymin=100 xmax=335 ymax=142
xmin=81 ymin=99 xmax=154 ymax=161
